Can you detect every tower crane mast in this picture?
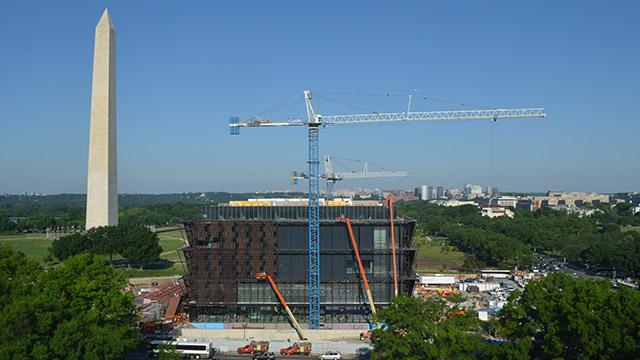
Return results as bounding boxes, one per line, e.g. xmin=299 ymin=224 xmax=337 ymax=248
xmin=229 ymin=90 xmax=546 ymax=329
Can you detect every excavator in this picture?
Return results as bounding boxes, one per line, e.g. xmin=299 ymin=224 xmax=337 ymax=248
xmin=256 ymin=272 xmax=307 ymax=341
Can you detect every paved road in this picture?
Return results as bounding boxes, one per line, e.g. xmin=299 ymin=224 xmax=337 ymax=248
xmin=535 ymin=253 xmax=610 ymax=281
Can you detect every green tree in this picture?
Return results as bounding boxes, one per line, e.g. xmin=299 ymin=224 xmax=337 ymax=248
xmin=371 ymin=295 xmax=484 ymax=360
xmin=0 ymin=248 xmax=139 ymax=359
xmin=51 ymin=224 xmax=163 ymax=269
xmin=51 ymin=232 xmax=89 ymax=260
xmin=118 ymin=225 xmax=162 ymax=267
xmin=499 ymin=273 xmax=640 ymax=359
xmin=85 ymin=226 xmax=123 ymax=264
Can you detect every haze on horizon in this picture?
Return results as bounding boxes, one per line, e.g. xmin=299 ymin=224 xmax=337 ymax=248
xmin=1 ymin=1 xmax=639 ymax=195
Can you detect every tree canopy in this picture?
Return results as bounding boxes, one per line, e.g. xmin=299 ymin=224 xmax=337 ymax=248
xmin=499 ymin=273 xmax=640 ymax=359
xmin=51 ymin=224 xmax=162 ymax=266
xmin=371 ymin=295 xmax=485 ymax=360
xmin=398 ymin=201 xmax=640 ymax=274
xmin=371 ymin=274 xmax=640 ymax=360
xmin=0 ymin=245 xmax=139 ymax=359
xmin=0 ymin=192 xmax=306 ymax=231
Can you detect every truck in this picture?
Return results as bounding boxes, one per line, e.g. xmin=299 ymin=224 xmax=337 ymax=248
xmin=237 ymin=341 xmax=270 ymax=354
xmin=280 ymin=342 xmax=312 ymax=356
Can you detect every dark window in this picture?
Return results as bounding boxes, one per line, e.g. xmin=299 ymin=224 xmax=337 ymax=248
xmin=175 ymin=344 xmax=207 ymax=351
xmin=346 ymin=260 xmax=372 ymax=274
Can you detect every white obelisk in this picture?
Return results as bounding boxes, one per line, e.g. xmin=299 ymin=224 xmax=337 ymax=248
xmin=86 ymin=9 xmax=117 ymax=229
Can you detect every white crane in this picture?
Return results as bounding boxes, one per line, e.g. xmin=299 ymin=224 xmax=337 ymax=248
xmin=229 ymin=89 xmax=546 ymax=328
xmin=290 ymin=155 xmax=409 ymax=198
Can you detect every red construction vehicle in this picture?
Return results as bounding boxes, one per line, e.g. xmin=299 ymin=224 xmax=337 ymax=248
xmin=359 ymin=331 xmax=372 ymax=342
xmin=237 ymin=341 xmax=270 ymax=354
xmin=280 ymin=342 xmax=312 ymax=356
xmin=256 ymin=272 xmax=307 ymax=340
xmin=139 ymin=320 xmax=174 ymax=335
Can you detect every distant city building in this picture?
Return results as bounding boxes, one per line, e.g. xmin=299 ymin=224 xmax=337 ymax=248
xmin=420 ymin=185 xmax=429 ymax=200
xmin=464 ymin=184 xmax=483 ymax=199
xmin=433 ymin=199 xmax=477 ymax=207
xmin=446 ymin=188 xmax=461 ymax=199
xmin=610 ymin=192 xmax=640 ymax=204
xmin=497 ymin=196 xmax=517 ymax=208
xmin=549 ymin=205 xmax=602 ymax=217
xmin=481 ymin=205 xmax=514 ymax=218
xmin=516 ymin=198 xmax=534 ymax=211
xmin=383 ymin=190 xmax=416 ymax=202
xmin=436 ymin=186 xmax=444 ymax=199
xmin=532 ymin=191 xmax=610 ymax=210
xmin=485 ymin=186 xmax=499 ymax=198
xmin=427 ymin=186 xmax=434 ymax=200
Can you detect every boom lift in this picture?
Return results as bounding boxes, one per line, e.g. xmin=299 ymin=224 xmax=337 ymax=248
xmin=256 ymin=272 xmax=307 ymax=340
xmin=338 ymin=215 xmax=377 ymax=318
xmin=230 ymin=89 xmax=546 ymax=328
xmin=388 ymin=195 xmax=398 ymax=296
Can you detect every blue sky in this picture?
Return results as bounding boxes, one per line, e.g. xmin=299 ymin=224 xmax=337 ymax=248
xmin=1 ymin=1 xmax=638 ymax=194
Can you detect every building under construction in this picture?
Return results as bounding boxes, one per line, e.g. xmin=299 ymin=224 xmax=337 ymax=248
xmin=183 ymin=203 xmax=417 ymax=325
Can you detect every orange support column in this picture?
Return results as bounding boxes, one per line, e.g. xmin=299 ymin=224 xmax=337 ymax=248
xmin=341 ymin=216 xmax=377 ymax=317
xmin=389 ymin=195 xmax=398 ymax=296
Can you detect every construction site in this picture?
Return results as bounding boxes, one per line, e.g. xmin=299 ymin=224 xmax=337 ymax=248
xmin=130 ymin=90 xmax=545 ymax=357
xmin=183 ymin=201 xmax=417 ymax=326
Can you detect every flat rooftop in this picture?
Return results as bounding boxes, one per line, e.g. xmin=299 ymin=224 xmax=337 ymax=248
xmin=204 ymin=205 xmax=395 ymax=221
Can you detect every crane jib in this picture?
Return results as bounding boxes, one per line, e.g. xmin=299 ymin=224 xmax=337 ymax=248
xmin=229 ymin=108 xmax=546 ymax=129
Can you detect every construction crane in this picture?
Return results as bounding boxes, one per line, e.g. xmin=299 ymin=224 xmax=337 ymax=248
xmin=290 ymin=155 xmax=409 ymax=198
xmin=256 ymin=272 xmax=307 ymax=340
xmin=229 ymin=89 xmax=546 ymax=328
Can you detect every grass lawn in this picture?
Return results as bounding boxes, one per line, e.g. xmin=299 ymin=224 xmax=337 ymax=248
xmin=0 ymin=229 xmax=188 ymax=278
xmin=0 ymin=232 xmax=52 ymax=263
xmin=116 ymin=262 xmax=186 ymax=278
xmin=414 ymin=235 xmax=466 ymax=273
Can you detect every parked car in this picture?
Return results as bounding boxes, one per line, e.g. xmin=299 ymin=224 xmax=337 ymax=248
xmin=253 ymin=352 xmax=277 ymax=360
xmin=319 ymin=351 xmax=342 ymax=360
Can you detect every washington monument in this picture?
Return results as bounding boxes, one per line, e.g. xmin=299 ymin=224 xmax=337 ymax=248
xmin=86 ymin=9 xmax=117 ymax=229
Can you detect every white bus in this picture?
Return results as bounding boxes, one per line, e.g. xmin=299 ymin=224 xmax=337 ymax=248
xmin=148 ymin=340 xmax=216 ymax=359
